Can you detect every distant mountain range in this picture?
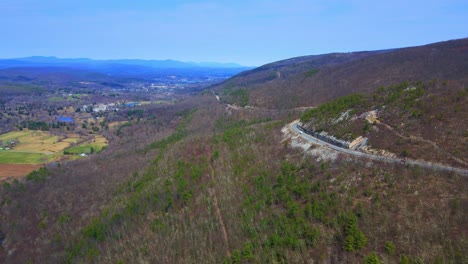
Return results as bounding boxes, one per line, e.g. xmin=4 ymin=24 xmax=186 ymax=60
xmin=0 ymin=56 xmax=252 ymax=79
xmin=0 ymin=56 xmax=248 ymax=69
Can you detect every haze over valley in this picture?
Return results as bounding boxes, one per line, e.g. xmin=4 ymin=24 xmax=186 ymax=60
xmin=0 ymin=1 xmax=467 ymax=263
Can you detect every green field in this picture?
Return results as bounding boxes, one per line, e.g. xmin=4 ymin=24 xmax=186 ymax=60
xmin=0 ymin=151 xmax=51 ymax=164
xmin=0 ymin=130 xmax=107 ymax=164
xmin=0 ymin=130 xmax=56 ymax=143
xmin=0 ymin=131 xmax=31 ymax=142
xmin=0 ymin=130 xmax=62 ymax=164
xmin=64 ymin=144 xmax=105 ymax=155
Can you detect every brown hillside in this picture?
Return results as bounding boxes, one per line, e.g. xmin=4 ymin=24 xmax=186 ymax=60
xmin=1 ymin=39 xmax=467 ymax=264
xmin=215 ymin=38 xmax=468 ymax=109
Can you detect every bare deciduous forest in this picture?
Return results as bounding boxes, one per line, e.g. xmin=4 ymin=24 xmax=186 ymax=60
xmin=1 ymin=39 xmax=467 ymax=264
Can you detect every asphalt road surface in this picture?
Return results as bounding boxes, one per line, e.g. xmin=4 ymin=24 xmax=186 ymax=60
xmin=290 ymin=121 xmax=468 ymax=176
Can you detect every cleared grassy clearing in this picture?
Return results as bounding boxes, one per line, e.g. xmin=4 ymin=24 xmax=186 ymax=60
xmin=63 ymin=135 xmax=107 ymax=155
xmin=0 ymin=130 xmax=74 ymax=153
xmin=0 ymin=130 xmax=107 ymax=164
xmin=62 ymin=135 xmax=82 ymax=144
xmin=0 ymin=131 xmax=33 ymax=142
xmin=0 ymin=130 xmax=57 ymax=144
xmin=108 ymin=121 xmax=127 ymax=130
xmin=93 ymin=135 xmax=108 ymax=145
xmin=0 ymin=131 xmax=62 ymax=164
xmin=0 ymin=151 xmax=51 ymax=164
xmin=14 ymin=141 xmax=69 ymax=153
xmin=64 ymin=144 xmax=98 ymax=154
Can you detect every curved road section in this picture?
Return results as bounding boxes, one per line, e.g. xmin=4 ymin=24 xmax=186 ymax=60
xmin=289 ymin=120 xmax=468 ymax=176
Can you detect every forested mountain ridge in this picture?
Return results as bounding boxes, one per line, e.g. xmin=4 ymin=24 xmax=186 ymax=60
xmin=0 ymin=39 xmax=467 ymax=263
xmin=215 ymin=38 xmax=468 ymax=109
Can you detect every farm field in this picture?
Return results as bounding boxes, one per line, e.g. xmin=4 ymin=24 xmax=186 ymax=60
xmin=62 ymin=136 xmax=82 ymax=144
xmin=0 ymin=130 xmax=108 ymax=178
xmin=64 ymin=144 xmax=98 ymax=155
xmin=0 ymin=151 xmax=50 ymax=164
xmin=64 ymin=134 xmax=107 ymax=154
xmin=0 ymin=130 xmax=81 ymax=153
xmin=0 ymin=164 xmax=43 ymax=179
xmin=63 ymin=135 xmax=106 ymax=154
xmin=0 ymin=130 xmax=69 ymax=165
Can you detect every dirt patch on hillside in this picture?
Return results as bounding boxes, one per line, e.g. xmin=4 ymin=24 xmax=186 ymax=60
xmin=0 ymin=164 xmax=42 ymax=179
xmin=282 ymin=122 xmax=338 ymax=162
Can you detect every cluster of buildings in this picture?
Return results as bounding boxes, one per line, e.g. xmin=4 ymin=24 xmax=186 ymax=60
xmin=0 ymin=140 xmax=18 ymax=150
xmin=81 ymin=102 xmax=140 ymax=113
xmin=82 ymin=103 xmax=115 ymax=113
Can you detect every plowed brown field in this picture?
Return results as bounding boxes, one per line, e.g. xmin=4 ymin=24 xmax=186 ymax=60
xmin=0 ymin=164 xmax=42 ymax=179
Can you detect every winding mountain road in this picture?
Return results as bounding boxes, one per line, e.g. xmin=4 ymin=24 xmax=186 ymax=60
xmin=289 ymin=121 xmax=468 ymax=176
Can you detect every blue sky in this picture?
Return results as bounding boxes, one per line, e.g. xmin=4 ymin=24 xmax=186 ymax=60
xmin=0 ymin=0 xmax=467 ymax=66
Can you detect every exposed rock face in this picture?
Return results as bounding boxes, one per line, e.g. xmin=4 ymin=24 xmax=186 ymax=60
xmin=349 ymin=136 xmax=368 ymax=150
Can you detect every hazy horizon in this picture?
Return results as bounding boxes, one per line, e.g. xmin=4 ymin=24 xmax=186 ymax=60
xmin=0 ymin=55 xmax=250 ymax=67
xmin=1 ymin=0 xmax=467 ymax=66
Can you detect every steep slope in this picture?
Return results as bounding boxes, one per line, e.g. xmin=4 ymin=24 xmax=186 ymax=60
xmin=0 ymin=39 xmax=467 ymax=264
xmin=299 ymin=79 xmax=468 ymax=168
xmin=1 ymin=96 xmax=466 ymax=264
xmin=215 ymin=38 xmax=468 ymax=109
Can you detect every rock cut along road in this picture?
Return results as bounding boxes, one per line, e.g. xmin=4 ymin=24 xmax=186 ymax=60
xmin=289 ymin=120 xmax=468 ymax=176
